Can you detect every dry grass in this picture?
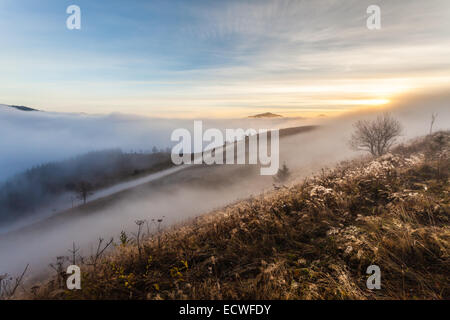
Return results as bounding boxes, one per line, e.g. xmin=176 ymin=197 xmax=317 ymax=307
xmin=24 ymin=132 xmax=450 ymax=300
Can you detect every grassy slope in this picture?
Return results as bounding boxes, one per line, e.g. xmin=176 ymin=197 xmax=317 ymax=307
xmin=31 ymin=132 xmax=449 ymax=300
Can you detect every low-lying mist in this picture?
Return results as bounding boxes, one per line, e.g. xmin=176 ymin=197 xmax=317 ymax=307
xmin=0 ymin=107 xmax=308 ymax=182
xmin=0 ymin=89 xmax=448 ymax=279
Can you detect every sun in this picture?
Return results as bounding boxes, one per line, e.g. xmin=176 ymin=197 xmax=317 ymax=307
xmin=363 ymin=98 xmax=391 ymax=106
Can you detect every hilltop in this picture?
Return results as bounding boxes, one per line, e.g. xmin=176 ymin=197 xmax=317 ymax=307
xmin=0 ymin=104 xmax=39 ymax=112
xmin=248 ymin=112 xmax=283 ymax=118
xmin=14 ymin=132 xmax=450 ymax=299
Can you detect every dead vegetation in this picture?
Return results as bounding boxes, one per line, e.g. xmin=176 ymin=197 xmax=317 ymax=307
xmin=20 ymin=131 xmax=450 ymax=299
xmin=0 ymin=264 xmax=29 ymax=299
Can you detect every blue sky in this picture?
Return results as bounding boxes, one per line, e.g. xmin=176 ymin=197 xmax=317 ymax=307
xmin=0 ymin=0 xmax=449 ymax=117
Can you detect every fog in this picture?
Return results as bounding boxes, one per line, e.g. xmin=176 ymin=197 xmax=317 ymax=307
xmin=0 ymin=105 xmax=309 ymax=182
xmin=0 ymin=90 xmax=448 ymax=280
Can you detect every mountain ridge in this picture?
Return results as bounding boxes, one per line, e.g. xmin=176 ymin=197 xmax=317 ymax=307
xmin=1 ymin=104 xmax=39 ymax=112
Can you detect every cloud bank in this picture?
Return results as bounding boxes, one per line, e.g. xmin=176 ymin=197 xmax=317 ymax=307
xmin=0 ymin=105 xmax=308 ymax=181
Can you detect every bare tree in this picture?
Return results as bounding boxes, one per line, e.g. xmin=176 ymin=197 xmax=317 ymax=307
xmin=350 ymin=114 xmax=402 ymax=156
xmin=75 ymin=181 xmax=93 ymax=204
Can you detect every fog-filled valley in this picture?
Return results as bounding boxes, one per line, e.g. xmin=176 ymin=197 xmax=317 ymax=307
xmin=0 ymin=90 xmax=449 ymax=279
xmin=0 ymin=104 xmax=308 ymax=182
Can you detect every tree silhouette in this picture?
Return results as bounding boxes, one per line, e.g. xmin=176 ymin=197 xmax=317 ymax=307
xmin=274 ymin=163 xmax=290 ymax=183
xmin=350 ymin=114 xmax=402 ymax=156
xmin=75 ymin=181 xmax=93 ymax=204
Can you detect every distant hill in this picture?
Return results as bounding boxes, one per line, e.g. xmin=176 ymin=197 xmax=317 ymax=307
xmin=1 ymin=104 xmax=39 ymax=112
xmin=248 ymin=112 xmax=282 ymax=118
xmin=0 ymin=149 xmax=173 ymax=225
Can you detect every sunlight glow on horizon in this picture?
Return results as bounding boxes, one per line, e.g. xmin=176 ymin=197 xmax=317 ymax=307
xmin=0 ymin=0 xmax=449 ymax=118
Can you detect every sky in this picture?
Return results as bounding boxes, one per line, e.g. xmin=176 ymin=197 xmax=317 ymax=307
xmin=0 ymin=0 xmax=449 ymax=118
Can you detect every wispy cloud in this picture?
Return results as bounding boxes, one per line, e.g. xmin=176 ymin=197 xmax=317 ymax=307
xmin=0 ymin=0 xmax=449 ymax=117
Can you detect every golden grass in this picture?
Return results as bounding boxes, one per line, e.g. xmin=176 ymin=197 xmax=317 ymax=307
xmin=26 ymin=132 xmax=450 ymax=300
